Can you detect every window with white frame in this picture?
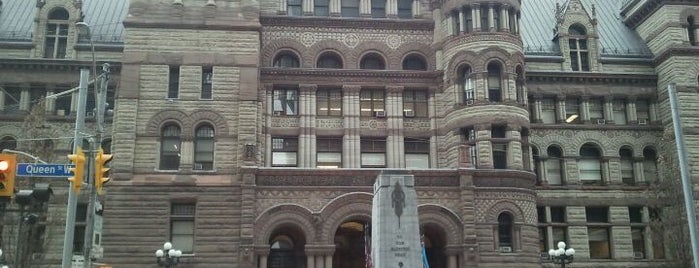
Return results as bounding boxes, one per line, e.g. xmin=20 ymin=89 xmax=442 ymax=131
xmin=578 ymin=144 xmax=602 ymax=184
xmin=273 ymin=88 xmax=299 ymax=116
xmin=317 ymin=137 xmax=342 ymax=168
xmin=160 ymin=124 xmax=182 ymax=170
xmin=360 ymin=89 xmax=385 ymax=117
xmin=361 ymin=137 xmax=386 ymax=168
xmin=546 ymin=146 xmax=564 ymax=185
xmin=171 ymin=203 xmax=196 ymax=253
xmin=405 ymin=138 xmax=429 ymax=169
xmin=44 ymin=8 xmax=69 ymax=59
xmin=620 ymin=147 xmax=634 ymax=185
xmin=403 ymin=90 xmax=428 ymax=118
xmin=613 ymin=99 xmax=627 ymax=124
xmin=568 ymin=25 xmax=590 ymax=71
xmin=272 ymin=137 xmax=298 ymax=167
xmin=317 ymin=88 xmax=342 ymax=116
xmin=194 ymin=124 xmax=215 ymax=170
xmin=459 ymin=65 xmax=474 ymax=103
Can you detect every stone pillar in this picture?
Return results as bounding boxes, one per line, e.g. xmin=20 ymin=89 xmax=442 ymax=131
xmin=538 ymin=157 xmax=548 ymax=185
xmin=633 ymin=157 xmax=645 ymax=184
xmin=279 ymin=0 xmax=287 ymax=13
xmin=386 ymin=0 xmax=397 ymax=17
xmin=315 ymin=255 xmax=325 ymax=268
xmin=515 ymin=12 xmax=520 ymax=34
xmin=501 ymin=5 xmax=509 ymax=31
xmin=304 ymin=0 xmax=314 ymax=15
xmin=458 ymin=9 xmax=465 ymax=33
xmin=255 ymin=246 xmax=270 ymax=268
xmin=601 ymin=157 xmax=611 ymax=185
xmin=476 ymin=124 xmax=492 ymax=168
xmin=265 ymin=85 xmax=274 ymax=167
xmin=19 ymin=85 xmax=30 ymax=112
xmin=299 ymin=84 xmax=318 ymax=168
xmin=603 ymin=96 xmax=613 ymax=122
xmin=386 ymin=86 xmax=404 ymax=168
xmin=343 ymin=85 xmax=361 ymax=168
xmin=447 ymin=15 xmax=454 ymax=36
xmin=325 ymin=255 xmax=333 ymax=268
xmin=359 ymin=0 xmax=370 ymax=17
xmin=507 ymin=125 xmax=523 ymax=170
xmin=45 ymin=85 xmax=56 ymax=114
xmin=626 ymin=97 xmax=637 ymax=122
xmin=473 ymin=3 xmax=481 ymax=31
xmin=580 ymin=96 xmax=590 ymax=123
xmin=556 ymin=95 xmax=566 ymax=123
xmin=179 ymin=138 xmax=194 ymax=171
xmin=330 ymin=0 xmax=341 ymax=16
xmin=642 ymin=207 xmax=654 ymax=259
xmin=532 ymin=95 xmax=542 ymax=123
xmin=488 ymin=5 xmax=494 ymax=31
xmin=649 ymin=100 xmax=658 ymax=122
xmin=411 ymin=0 xmax=420 ymax=18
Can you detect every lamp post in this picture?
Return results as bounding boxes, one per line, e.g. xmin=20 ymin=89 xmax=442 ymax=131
xmin=155 ymin=242 xmax=182 ymax=268
xmin=548 ymin=241 xmax=575 ymax=268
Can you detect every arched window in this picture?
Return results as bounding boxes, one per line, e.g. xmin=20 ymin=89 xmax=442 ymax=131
xmin=371 ymin=0 xmax=386 ymax=18
xmin=360 ymin=53 xmax=385 ymax=70
xmin=44 ymin=8 xmax=70 ymax=58
xmin=160 ymin=124 xmax=181 ymax=170
xmin=317 ymin=52 xmax=343 ymax=69
xmin=546 ymin=146 xmax=564 ymax=185
xmin=515 ymin=66 xmax=525 ymax=104
xmin=643 ymin=148 xmax=658 ymax=182
xmin=579 ymin=143 xmax=602 ymax=184
xmin=620 ymin=147 xmax=634 ymax=185
xmin=459 ymin=65 xmax=474 ymax=103
xmin=273 ymin=52 xmax=300 ymax=68
xmin=341 ymin=0 xmax=359 ymax=17
xmin=568 ymin=25 xmax=589 ymax=71
xmin=194 ymin=124 xmax=215 ymax=170
xmin=0 ymin=136 xmax=17 ymax=151
xmin=688 ymin=16 xmax=697 ymax=46
xmin=269 ymin=235 xmax=296 ymax=267
xmin=397 ymin=0 xmax=412 ymax=19
xmin=402 ymin=54 xmax=427 ymax=70
xmin=487 ymin=62 xmax=502 ymax=102
xmin=498 ymin=213 xmax=514 ymax=250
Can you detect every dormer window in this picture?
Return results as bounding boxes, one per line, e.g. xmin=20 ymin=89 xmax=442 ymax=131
xmin=568 ymin=25 xmax=589 ymax=71
xmin=44 ymin=8 xmax=70 ymax=59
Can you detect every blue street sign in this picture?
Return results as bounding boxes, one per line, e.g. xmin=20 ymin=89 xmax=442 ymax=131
xmin=16 ymin=163 xmax=75 ymax=177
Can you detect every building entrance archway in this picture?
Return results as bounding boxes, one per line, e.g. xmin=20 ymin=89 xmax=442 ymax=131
xmin=333 ymin=221 xmax=369 ymax=268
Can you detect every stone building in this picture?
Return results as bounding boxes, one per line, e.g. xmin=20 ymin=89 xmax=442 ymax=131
xmin=0 ymin=0 xmax=698 ymax=267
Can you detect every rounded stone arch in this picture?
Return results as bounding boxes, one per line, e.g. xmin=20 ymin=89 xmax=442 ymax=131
xmin=261 ymin=39 xmax=307 ymax=67
xmin=145 ymin=110 xmax=191 ymax=137
xmin=544 ymin=143 xmax=566 ymax=158
xmin=356 ymin=49 xmax=389 ymax=70
xmin=617 ymin=143 xmax=635 ymax=156
xmin=319 ymin=192 xmax=373 ymax=245
xmin=394 ymin=42 xmax=434 ymax=70
xmin=38 ymin=3 xmax=80 ymax=21
xmin=400 ymin=51 xmax=430 ymax=71
xmin=187 ymin=110 xmax=229 ymax=137
xmin=480 ymin=47 xmax=514 ymax=72
xmin=446 ymin=50 xmax=480 ymax=83
xmin=254 ymin=204 xmax=318 ymax=245
xmin=349 ymin=41 xmax=394 ymax=69
xmin=486 ymin=201 xmax=525 ymax=224
xmin=560 ymin=20 xmax=597 ymax=37
xmin=417 ymin=204 xmax=463 ymax=246
xmin=306 ymin=40 xmax=348 ymax=67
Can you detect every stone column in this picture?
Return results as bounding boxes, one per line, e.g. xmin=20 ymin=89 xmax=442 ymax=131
xmin=411 ymin=0 xmax=420 ymax=18
xmin=458 ymin=9 xmax=465 ymax=33
xmin=476 ymin=123 xmax=492 ymax=168
xmin=556 ymin=95 xmax=566 ymax=123
xmin=642 ymin=207 xmax=654 ymax=259
xmin=315 ymin=255 xmax=325 ymax=268
xmin=359 ymin=0 xmax=370 ymax=17
xmin=179 ymin=137 xmax=194 ymax=171
xmin=501 ymin=5 xmax=509 ymax=31
xmin=299 ymin=84 xmax=318 ymax=168
xmin=445 ymin=245 xmax=461 ymax=268
xmin=330 ymin=0 xmax=341 ymax=16
xmin=447 ymin=15 xmax=454 ymax=36
xmin=649 ymin=100 xmax=658 ymax=122
xmin=532 ymin=95 xmax=542 ymax=123
xmin=473 ymin=3 xmax=481 ymax=31
xmin=19 ymin=85 xmax=30 ymax=112
xmin=626 ymin=97 xmax=637 ymax=122
xmin=45 ymin=85 xmax=56 ymax=114
xmin=488 ymin=5 xmax=495 ymax=31
xmin=279 ymin=0 xmax=287 ymax=14
xmin=264 ymin=85 xmax=274 ymax=167
xmin=507 ymin=125 xmax=523 ymax=170
xmin=385 ymin=86 xmax=404 ymax=168
xmin=633 ymin=157 xmax=645 ymax=184
xmin=603 ymin=96 xmax=613 ymax=122
xmin=601 ymin=157 xmax=611 ymax=185
xmin=255 ymin=246 xmax=270 ymax=268
xmin=343 ymin=85 xmax=361 ymax=168
xmin=386 ymin=0 xmax=397 ymax=17
xmin=515 ymin=12 xmax=520 ymax=34
xmin=325 ymin=254 xmax=333 ymax=268
xmin=0 ymin=85 xmax=4 ymax=112
xmin=580 ymin=96 xmax=591 ymax=123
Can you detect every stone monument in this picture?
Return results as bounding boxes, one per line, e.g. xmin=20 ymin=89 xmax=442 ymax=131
xmin=371 ymin=171 xmax=422 ymax=268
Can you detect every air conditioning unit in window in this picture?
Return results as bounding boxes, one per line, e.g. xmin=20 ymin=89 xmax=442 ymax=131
xmin=194 ymin=163 xmax=203 ymax=170
xmin=499 ymin=246 xmax=512 ymax=253
xmin=596 ymin=119 xmax=606 ymax=124
xmin=403 ymin=110 xmax=415 ymax=118
xmin=466 ymin=99 xmax=475 ymax=105
xmin=374 ymin=111 xmax=386 ymax=118
xmin=638 ymin=119 xmax=648 ymax=125
xmin=85 ymin=111 xmax=95 ymax=117
xmin=633 ymin=251 xmax=644 ymax=259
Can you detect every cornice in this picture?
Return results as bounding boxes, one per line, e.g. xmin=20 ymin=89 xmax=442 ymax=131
xmin=442 ymin=32 xmax=523 ymax=52
xmin=123 ymin=21 xmax=261 ymax=31
xmin=260 ymin=68 xmax=442 ymax=87
xmin=622 ymin=0 xmax=699 ymax=29
xmin=526 ymin=71 xmax=657 ymax=85
xmin=0 ymin=58 xmax=122 ymax=72
xmin=653 ymin=46 xmax=699 ymax=65
xmin=0 ymin=41 xmax=34 ymax=49
xmin=260 ymin=16 xmax=435 ymax=31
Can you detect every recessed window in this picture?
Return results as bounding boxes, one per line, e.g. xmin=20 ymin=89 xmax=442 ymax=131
xmin=588 ymin=98 xmax=603 ymax=121
xmin=272 ymin=137 xmax=298 ymax=167
xmin=586 ymin=207 xmax=609 ymax=223
xmin=620 ymin=148 xmax=634 ymax=185
xmin=541 ymin=98 xmax=556 ymax=123
xmin=170 ymin=203 xmax=196 ymax=253
xmin=480 ymin=6 xmax=489 ymax=31
xmin=643 ymin=148 xmax=658 ymax=182
xmin=613 ymin=99 xmax=627 ymax=124
xmin=402 ymin=54 xmax=427 ymax=70
xmin=397 ymin=0 xmax=412 ymax=19
xmin=371 ymin=0 xmax=386 ymax=18
xmin=314 ymin=0 xmax=329 ymax=16
xmin=201 ymin=67 xmax=213 ymax=100
xmin=168 ymin=66 xmax=180 ymax=99
xmin=568 ymin=25 xmax=589 ymax=71
xmin=579 ymin=144 xmax=602 ymax=184
xmin=565 ymin=98 xmax=580 ymax=124
xmin=341 ymin=0 xmax=359 ymax=17
xmin=360 ymin=89 xmax=385 ymax=117
xmin=636 ymin=99 xmax=651 ymax=124
xmin=498 ymin=213 xmax=513 ymax=249
xmin=487 ymin=62 xmax=502 ymax=102
xmin=273 ymin=88 xmax=299 ymax=116
xmin=273 ymin=53 xmax=300 ymax=68
xmin=546 ymin=146 xmax=564 ymax=185
xmin=688 ymin=16 xmax=697 ymax=46
xmin=317 ymin=137 xmax=342 ymax=168
xmin=194 ymin=124 xmax=215 ymax=170
xmin=458 ymin=65 xmax=474 ymax=103
xmin=550 ymin=207 xmax=566 ymax=222
xmin=160 ymin=124 xmax=182 ymax=170
xmin=588 ymin=227 xmax=611 ymax=259
xmin=317 ymin=88 xmax=342 ymax=116
xmin=317 ymin=52 xmax=343 ymax=69
xmin=361 ymin=137 xmax=386 ymax=168
xmin=287 ymin=0 xmax=302 ymax=16
xmin=402 ymin=90 xmax=427 ymax=118
xmin=360 ymin=53 xmax=385 ymax=70
xmin=405 ymin=138 xmax=429 ymax=168
xmin=629 ymin=207 xmax=643 ymax=223
xmin=44 ymin=8 xmax=69 ymax=59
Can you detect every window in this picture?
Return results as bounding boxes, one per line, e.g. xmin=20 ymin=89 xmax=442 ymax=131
xmin=194 ymin=125 xmax=214 ymax=170
xmin=464 ymin=7 xmax=473 ymax=33
xmin=405 ymin=138 xmax=429 ymax=168
xmin=538 ymin=206 xmax=568 ymax=255
xmin=491 ymin=125 xmax=507 ymax=170
xmin=551 ymin=207 xmax=566 ymax=223
xmin=568 ymin=25 xmax=589 ymax=71
xmin=620 ymin=148 xmax=634 ymax=185
xmin=361 ymin=138 xmax=386 ymax=168
xmin=515 ymin=67 xmax=524 ymax=103
xmin=273 ymin=88 xmax=299 ymax=116
xmin=168 ymin=66 xmax=180 ymax=99
xmin=586 ymin=207 xmax=608 ymax=223
xmin=371 ymin=0 xmax=386 ymax=18
xmin=487 ymin=62 xmax=502 ymax=102
xmin=317 ymin=88 xmax=342 ymax=116
xmin=272 ymin=137 xmax=298 ymax=167
xmin=2 ymin=86 xmax=21 ymax=114
xmin=493 ymin=7 xmax=500 ymax=30
xmin=498 ymin=213 xmax=513 ymax=249
xmin=541 ymin=98 xmax=556 ymax=123
xmin=360 ymin=54 xmax=385 ymax=70
xmin=643 ymin=148 xmax=657 ymax=182
xmin=160 ymin=124 xmax=182 ymax=170
xmin=44 ymin=8 xmax=69 ymax=59
xmin=579 ymin=144 xmax=602 ymax=184
xmin=459 ymin=65 xmax=474 ymax=103
xmin=314 ymin=0 xmax=329 ymax=16
xmin=565 ymin=98 xmax=580 ymax=124
xmin=453 ymin=11 xmax=461 ymax=34
xmin=397 ymin=0 xmax=412 ymax=19
xmin=546 ymin=146 xmax=564 ymax=185
xmin=101 ymin=139 xmax=112 ymax=154
xmin=403 ymin=90 xmax=427 ymax=118
xmin=402 ymin=54 xmax=427 ymax=70
xmin=360 ymin=89 xmax=385 ymax=117
xmin=171 ymin=203 xmax=196 ymax=253
xmin=588 ymin=98 xmax=603 ymax=121
xmin=480 ymin=6 xmax=489 ymax=31
xmin=613 ymin=99 xmax=627 ymax=124
xmin=632 ymin=228 xmax=646 ymax=259
xmin=629 ymin=207 xmax=643 ymax=223
xmin=201 ymin=67 xmax=213 ymax=100
xmin=588 ymin=227 xmax=611 ymax=259
xmin=341 ymin=0 xmax=359 ymax=17
xmin=462 ymin=127 xmax=478 ymax=167
xmin=317 ymin=137 xmax=342 ymax=168
xmin=287 ymin=0 xmax=302 ymax=16
xmin=636 ymin=99 xmax=650 ymax=123
xmin=273 ymin=53 xmax=300 ymax=68
xmin=0 ymin=136 xmax=17 ymax=151
xmin=29 ymin=87 xmax=45 ymax=112
xmin=689 ymin=16 xmax=697 ymax=46
xmin=317 ymin=52 xmax=343 ymax=68
xmin=533 ymin=147 xmax=542 ymax=184
xmin=55 ymin=86 xmax=72 ymax=116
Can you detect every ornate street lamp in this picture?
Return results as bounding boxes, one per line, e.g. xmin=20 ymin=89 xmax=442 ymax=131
xmin=548 ymin=241 xmax=575 ymax=268
xmin=155 ymin=242 xmax=182 ymax=268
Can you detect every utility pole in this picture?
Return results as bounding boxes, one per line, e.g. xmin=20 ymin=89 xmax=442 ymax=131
xmin=61 ymin=68 xmax=89 ymax=268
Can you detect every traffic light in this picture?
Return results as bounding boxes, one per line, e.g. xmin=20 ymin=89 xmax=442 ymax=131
xmin=94 ymin=148 xmax=112 ymax=195
xmin=67 ymin=147 xmax=86 ymax=193
xmin=0 ymin=153 xmax=17 ymax=198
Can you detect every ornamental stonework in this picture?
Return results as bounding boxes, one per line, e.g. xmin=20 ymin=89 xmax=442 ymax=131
xmin=530 ymin=128 xmax=662 ymax=157
xmin=474 ymin=191 xmax=537 ymax=224
xmin=270 ymin=117 xmax=300 ymax=128
xmin=317 ymin=118 xmax=343 ymax=128
xmin=256 ymin=189 xmax=349 ymax=213
xmin=360 ymin=119 xmax=387 ymax=129
xmin=403 ymin=118 xmax=431 ymax=130
xmin=262 ymin=27 xmax=432 ymax=49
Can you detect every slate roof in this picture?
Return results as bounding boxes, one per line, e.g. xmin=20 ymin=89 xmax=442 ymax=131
xmin=0 ymin=0 xmax=651 ymax=57
xmin=521 ymin=0 xmax=652 ymax=57
xmin=0 ymin=0 xmax=128 ymax=43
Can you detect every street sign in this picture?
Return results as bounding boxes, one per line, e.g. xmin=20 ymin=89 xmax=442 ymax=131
xmin=16 ymin=163 xmax=74 ymax=177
